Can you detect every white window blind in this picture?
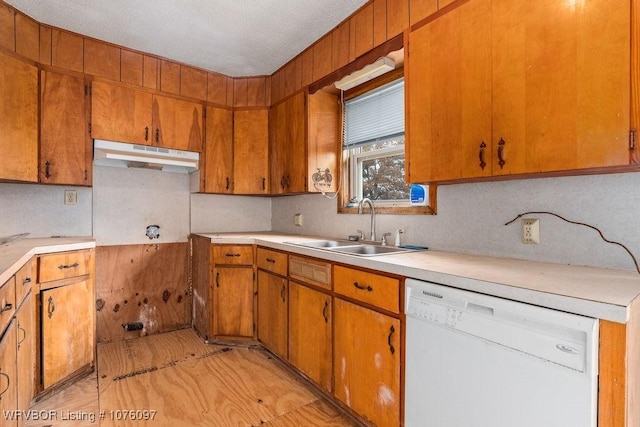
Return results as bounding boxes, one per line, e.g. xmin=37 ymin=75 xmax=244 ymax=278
xmin=344 ymin=78 xmax=404 ymax=148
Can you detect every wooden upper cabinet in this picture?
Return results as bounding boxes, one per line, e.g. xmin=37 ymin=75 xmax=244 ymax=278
xmin=91 ymin=80 xmax=153 ymax=145
xmin=0 ymin=51 xmax=38 ymax=183
xmin=84 ymin=39 xmax=120 ymax=81
xmin=233 ymin=109 xmax=269 ymax=194
xmin=153 ymin=94 xmax=203 ymax=152
xmin=15 ymin=13 xmax=40 ymax=62
xmin=204 ymin=106 xmax=234 ymax=193
xmin=51 ymin=29 xmax=83 ymax=73
xmin=307 ymin=90 xmax=339 ymax=193
xmin=40 ymin=70 xmax=90 ymax=185
xmin=407 ymin=0 xmax=632 ymax=183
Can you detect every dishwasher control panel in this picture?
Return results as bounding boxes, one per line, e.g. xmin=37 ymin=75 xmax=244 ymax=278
xmin=407 ymin=296 xmax=463 ymax=328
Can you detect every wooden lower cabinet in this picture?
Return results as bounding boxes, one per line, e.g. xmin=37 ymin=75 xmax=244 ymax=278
xmin=0 ymin=320 xmax=18 ymax=426
xmin=16 ymin=292 xmax=34 ymax=426
xmin=41 ymin=279 xmax=94 ymax=389
xmin=213 ymin=267 xmax=254 ymax=338
xmin=333 ymin=298 xmax=401 ymax=427
xmin=288 ymin=282 xmax=332 ymax=392
xmin=257 ymin=270 xmax=288 ymax=360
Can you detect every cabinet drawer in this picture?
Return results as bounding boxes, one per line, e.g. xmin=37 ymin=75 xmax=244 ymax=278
xmin=38 ymin=250 xmax=93 ymax=282
xmin=15 ymin=257 xmax=34 ymax=306
xmin=212 ymin=245 xmax=253 ymax=265
xmin=0 ymin=276 xmax=16 ymax=333
xmin=256 ymin=248 xmax=288 ymax=276
xmin=289 ymin=256 xmax=331 ymax=290
xmin=334 ymin=265 xmax=399 ymax=313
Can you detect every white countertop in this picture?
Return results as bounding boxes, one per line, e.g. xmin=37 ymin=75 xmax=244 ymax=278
xmin=0 ymin=237 xmax=96 ymax=285
xmin=198 ymin=232 xmax=640 ymax=323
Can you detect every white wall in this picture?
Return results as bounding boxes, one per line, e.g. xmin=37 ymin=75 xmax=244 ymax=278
xmin=190 ymin=193 xmax=271 ymax=233
xmin=271 ymin=172 xmax=640 ymax=271
xmin=0 ymin=183 xmax=92 ymax=238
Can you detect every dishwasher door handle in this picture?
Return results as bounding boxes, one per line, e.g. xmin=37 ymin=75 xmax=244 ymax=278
xmin=466 ymin=302 xmax=494 ymax=316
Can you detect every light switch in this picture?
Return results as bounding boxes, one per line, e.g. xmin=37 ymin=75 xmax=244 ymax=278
xmin=294 ymin=213 xmax=303 ymax=227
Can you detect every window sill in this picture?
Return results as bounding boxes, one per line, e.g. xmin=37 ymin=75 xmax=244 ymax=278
xmin=338 ymin=205 xmax=436 ymax=215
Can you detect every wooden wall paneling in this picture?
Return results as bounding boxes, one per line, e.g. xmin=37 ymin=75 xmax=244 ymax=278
xmin=271 ymin=69 xmax=283 ymax=104
xmin=439 ymin=0 xmax=458 ymax=9
xmin=190 ymin=235 xmax=211 ymax=340
xmin=181 ymin=65 xmax=208 ymax=101
xmin=52 ymin=29 xmax=84 ymax=73
xmin=120 ymin=49 xmax=143 ymax=86
xmin=409 ymin=0 xmax=438 ymax=25
xmin=95 ymin=243 xmax=191 ymax=344
xmin=234 ymin=78 xmax=249 ymax=108
xmin=312 ymin=34 xmax=333 ymax=82
xmin=15 ymin=12 xmax=39 ymax=61
xmin=143 ymin=55 xmax=158 ymax=89
xmin=39 ymin=25 xmax=52 ymax=65
xmin=225 ymin=76 xmax=235 ymax=107
xmin=84 ymin=39 xmax=121 ymax=81
xmin=349 ymin=3 xmax=374 ymax=62
xmin=247 ymin=76 xmax=266 ymax=107
xmin=264 ymin=75 xmax=272 ymax=106
xmin=387 ymin=0 xmax=409 ymax=38
xmin=293 ymin=56 xmax=303 ymax=93
xmin=332 ymin=21 xmax=350 ymax=71
xmin=283 ymin=61 xmax=296 ymax=98
xmin=207 ymin=72 xmax=227 ymax=105
xmin=160 ymin=59 xmax=181 ymax=94
xmin=301 ymin=48 xmax=314 ymax=87
xmin=0 ymin=3 xmax=14 ymax=51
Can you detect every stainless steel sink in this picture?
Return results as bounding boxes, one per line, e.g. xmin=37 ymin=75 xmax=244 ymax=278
xmin=286 ymin=240 xmax=358 ymax=248
xmin=328 ymin=244 xmax=413 ymax=256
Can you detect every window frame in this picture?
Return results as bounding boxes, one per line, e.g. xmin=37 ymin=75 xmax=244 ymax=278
xmin=337 ymin=68 xmax=437 ymax=215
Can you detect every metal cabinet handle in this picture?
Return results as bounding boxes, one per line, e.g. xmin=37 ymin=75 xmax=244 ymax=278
xmin=225 ymin=253 xmax=241 ymax=257
xmin=45 ymin=161 xmax=51 ymax=178
xmin=280 ymin=284 xmax=286 ymax=302
xmin=353 ymin=281 xmax=373 ymax=292
xmin=322 ymin=300 xmax=329 ymax=324
xmin=266 ymin=258 xmax=276 ymax=264
xmin=0 ymin=372 xmax=9 ymax=398
xmin=479 ymin=141 xmax=487 ymax=170
xmin=145 ymin=126 xmax=149 ymax=141
xmin=18 ymin=324 xmax=26 ymax=346
xmin=215 ymin=272 xmax=220 ymax=288
xmin=22 ymin=277 xmax=31 ymax=285
xmin=0 ymin=302 xmax=12 ymax=314
xmin=226 ymin=177 xmax=230 ymax=190
xmin=47 ymin=296 xmax=55 ymax=319
xmin=155 ymin=128 xmax=160 ymax=143
xmin=497 ymin=138 xmax=506 ymax=169
xmin=57 ymin=262 xmax=79 ymax=270
xmin=262 ymin=177 xmax=266 ymax=190
xmin=387 ymin=325 xmax=396 ymax=355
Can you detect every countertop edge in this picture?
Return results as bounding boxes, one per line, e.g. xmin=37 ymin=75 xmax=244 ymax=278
xmin=196 ymin=232 xmax=634 ymax=323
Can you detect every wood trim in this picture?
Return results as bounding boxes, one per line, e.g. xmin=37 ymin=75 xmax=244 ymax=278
xmin=631 ymin=0 xmax=639 ymax=163
xmin=626 ymin=295 xmax=640 ymax=425
xmin=599 ymin=320 xmax=626 ymax=427
xmin=409 ymin=0 xmax=472 ymax=33
xmin=309 ymin=34 xmax=403 ymax=94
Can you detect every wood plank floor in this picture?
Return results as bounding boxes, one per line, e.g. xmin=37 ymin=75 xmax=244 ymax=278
xmin=26 ymin=329 xmax=359 ymax=426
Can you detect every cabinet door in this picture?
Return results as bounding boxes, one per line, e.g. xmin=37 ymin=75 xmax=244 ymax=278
xmin=233 ymin=109 xmax=269 ymax=194
xmin=40 ymin=70 xmax=90 ymax=185
xmin=334 ymin=298 xmax=400 ymax=427
xmin=91 ymin=80 xmax=153 ymax=145
xmin=491 ymin=0 xmax=630 ymax=175
xmin=204 ymin=107 xmax=234 ymax=193
xmin=269 ymin=100 xmax=287 ymax=194
xmin=257 ymin=271 xmax=287 ymax=359
xmin=41 ymin=279 xmax=94 ymax=389
xmin=0 ymin=51 xmax=38 ymax=182
xmin=0 ymin=320 xmax=17 ymax=427
xmin=289 ymin=282 xmax=331 ymax=392
xmin=284 ymin=92 xmax=307 ymax=193
xmin=16 ymin=292 xmax=34 ymax=416
xmin=153 ymin=94 xmax=203 ymax=152
xmin=406 ymin=0 xmax=492 ymax=183
xmin=307 ymin=90 xmax=339 ymax=193
xmin=213 ymin=267 xmax=254 ymax=338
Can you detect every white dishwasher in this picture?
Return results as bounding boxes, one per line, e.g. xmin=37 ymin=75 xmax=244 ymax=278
xmin=405 ymin=279 xmax=599 ymax=427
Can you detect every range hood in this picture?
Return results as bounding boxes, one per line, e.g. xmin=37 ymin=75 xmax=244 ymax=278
xmin=94 ymin=140 xmax=199 ymax=173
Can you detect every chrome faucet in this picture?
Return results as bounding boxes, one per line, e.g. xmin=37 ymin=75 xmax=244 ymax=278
xmin=358 ymin=198 xmax=376 ymax=242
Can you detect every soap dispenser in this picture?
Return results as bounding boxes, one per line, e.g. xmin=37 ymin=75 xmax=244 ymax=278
xmin=394 ymin=229 xmax=404 ymax=247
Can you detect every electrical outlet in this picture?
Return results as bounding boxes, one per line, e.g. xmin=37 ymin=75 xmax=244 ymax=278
xmin=293 ymin=213 xmax=303 ymax=227
xmin=522 ymin=218 xmax=540 ymax=244
xmin=64 ymin=190 xmax=77 ymax=205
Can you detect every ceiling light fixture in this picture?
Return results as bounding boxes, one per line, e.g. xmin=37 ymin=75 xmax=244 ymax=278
xmin=334 ymin=57 xmax=395 ymax=91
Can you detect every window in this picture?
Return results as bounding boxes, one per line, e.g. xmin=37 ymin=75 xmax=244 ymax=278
xmin=344 ymin=78 xmax=409 ymax=206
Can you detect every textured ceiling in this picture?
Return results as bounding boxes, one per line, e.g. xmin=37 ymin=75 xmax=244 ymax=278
xmin=5 ymin=0 xmax=368 ymax=77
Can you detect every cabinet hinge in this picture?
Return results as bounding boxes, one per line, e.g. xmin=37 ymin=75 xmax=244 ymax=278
xmin=630 ymin=129 xmax=637 ymax=151
xmin=84 ymin=170 xmax=88 ymax=181
xmin=88 ymin=123 xmax=92 ymax=134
